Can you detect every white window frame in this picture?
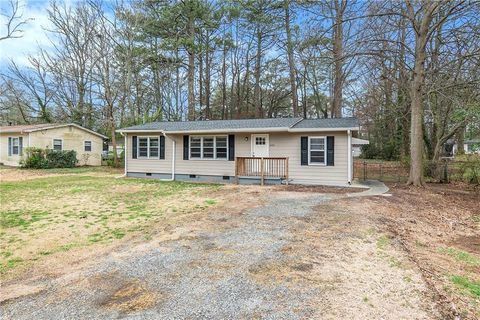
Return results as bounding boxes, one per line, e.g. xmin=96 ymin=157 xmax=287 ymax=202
xmin=189 ymin=135 xmax=228 ymax=160
xmin=52 ymin=138 xmax=63 ymax=151
xmin=308 ymin=136 xmax=327 ymax=166
xmin=137 ymin=136 xmax=159 ymax=159
xmin=84 ymin=140 xmax=92 ymax=152
xmin=10 ymin=137 xmax=20 ymax=155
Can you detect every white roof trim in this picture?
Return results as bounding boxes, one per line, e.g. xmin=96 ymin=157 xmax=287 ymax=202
xmin=24 ymin=123 xmax=108 ymax=139
xmin=288 ymin=127 xmax=359 ymax=132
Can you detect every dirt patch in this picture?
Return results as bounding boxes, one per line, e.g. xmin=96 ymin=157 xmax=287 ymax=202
xmin=450 ymin=235 xmax=480 ymax=255
xmin=0 ymin=167 xmax=61 ymax=182
xmin=359 ymin=183 xmax=480 ymax=319
xmin=98 ymin=280 xmax=158 ymax=313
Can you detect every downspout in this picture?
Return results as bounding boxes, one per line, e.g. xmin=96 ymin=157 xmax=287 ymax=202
xmin=160 ymin=133 xmax=175 ymax=181
xmin=347 ymin=129 xmax=352 ymax=184
xmin=117 ymin=132 xmax=127 ymax=178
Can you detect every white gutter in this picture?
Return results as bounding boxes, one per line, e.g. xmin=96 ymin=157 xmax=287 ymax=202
xmin=123 ymin=132 xmax=127 ymax=176
xmin=347 ymin=129 xmax=352 ymax=184
xmin=116 ymin=132 xmax=127 ymax=178
xmin=288 ymin=126 xmax=360 ymax=132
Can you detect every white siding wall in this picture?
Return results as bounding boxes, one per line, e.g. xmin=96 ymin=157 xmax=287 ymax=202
xmin=125 ymin=131 xmax=350 ymax=185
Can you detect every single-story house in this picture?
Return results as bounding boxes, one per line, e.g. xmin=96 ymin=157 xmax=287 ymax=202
xmin=0 ymin=123 xmax=107 ymax=167
xmin=118 ymin=117 xmax=359 ymax=186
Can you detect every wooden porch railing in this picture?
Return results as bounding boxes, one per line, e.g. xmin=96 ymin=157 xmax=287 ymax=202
xmin=235 ymin=157 xmax=289 ymax=185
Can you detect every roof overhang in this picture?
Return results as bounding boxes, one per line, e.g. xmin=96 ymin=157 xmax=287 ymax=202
xmin=118 ymin=126 xmax=359 ymax=134
xmin=288 ymin=127 xmax=359 ymax=133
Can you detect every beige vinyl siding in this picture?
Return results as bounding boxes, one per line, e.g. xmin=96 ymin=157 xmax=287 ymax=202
xmin=0 ymin=133 xmax=28 ymax=166
xmin=125 ymin=134 xmax=172 ymax=173
xmin=269 ymin=132 xmax=348 ymax=184
xmin=126 ymin=131 xmax=350 ymax=185
xmin=29 ymin=126 xmax=103 ymax=166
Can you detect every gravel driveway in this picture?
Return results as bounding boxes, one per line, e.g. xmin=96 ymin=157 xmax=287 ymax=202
xmin=1 ymin=184 xmax=438 ymax=319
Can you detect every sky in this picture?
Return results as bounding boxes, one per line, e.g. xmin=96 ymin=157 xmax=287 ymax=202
xmin=0 ymin=0 xmax=54 ymax=68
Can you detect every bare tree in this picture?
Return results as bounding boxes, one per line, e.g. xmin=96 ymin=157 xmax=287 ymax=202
xmin=0 ymin=0 xmax=31 ymax=41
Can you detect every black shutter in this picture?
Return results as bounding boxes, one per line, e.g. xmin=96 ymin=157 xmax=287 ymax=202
xmin=183 ymin=135 xmax=189 ymax=160
xmin=8 ymin=137 xmax=12 ymax=156
xmin=132 ymin=136 xmax=137 ymax=159
xmin=301 ymin=136 xmax=308 ymax=165
xmin=327 ymin=136 xmax=334 ymax=166
xmin=228 ymin=134 xmax=235 ymax=161
xmin=19 ymin=137 xmax=23 ymax=156
xmin=159 ymin=135 xmax=165 ymax=159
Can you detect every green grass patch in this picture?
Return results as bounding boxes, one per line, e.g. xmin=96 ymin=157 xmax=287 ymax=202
xmin=451 ymin=275 xmax=480 ymax=297
xmin=376 ymin=235 xmax=390 ymax=249
xmin=0 ymin=210 xmax=49 ymax=229
xmin=111 ymin=229 xmax=126 ymax=239
xmin=439 ymin=247 xmax=480 ymax=266
xmin=0 ymin=167 xmax=222 ymax=274
xmin=0 ymin=257 xmax=23 ymax=274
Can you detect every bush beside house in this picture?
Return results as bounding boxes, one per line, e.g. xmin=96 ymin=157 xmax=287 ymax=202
xmin=21 ymin=148 xmax=78 ymax=169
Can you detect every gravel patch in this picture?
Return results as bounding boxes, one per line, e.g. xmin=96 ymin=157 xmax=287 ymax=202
xmin=1 ymin=182 xmax=437 ymax=319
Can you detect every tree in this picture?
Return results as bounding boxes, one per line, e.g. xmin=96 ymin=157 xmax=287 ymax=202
xmin=0 ymin=0 xmax=31 ymax=41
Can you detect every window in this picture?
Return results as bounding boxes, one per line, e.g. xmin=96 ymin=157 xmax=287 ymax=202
xmin=84 ymin=141 xmax=92 ymax=152
xmin=309 ymin=136 xmax=326 ymax=165
xmin=53 ymin=139 xmax=63 ymax=151
xmin=255 ymin=136 xmax=266 ymax=145
xmin=138 ymin=137 xmax=159 ymax=158
xmin=12 ymin=137 xmax=19 ymax=155
xmin=190 ymin=136 xmax=228 ymax=160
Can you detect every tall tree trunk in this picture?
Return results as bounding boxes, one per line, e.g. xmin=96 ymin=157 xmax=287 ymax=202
xmin=456 ymin=126 xmax=465 ymax=155
xmin=254 ymin=26 xmax=263 ymax=118
xmin=221 ymin=41 xmax=227 ymax=119
xmin=187 ymin=18 xmax=195 ymax=121
xmin=406 ymin=2 xmax=439 ymax=187
xmin=331 ymin=0 xmax=345 ymax=118
xmin=284 ymin=1 xmax=298 ymax=117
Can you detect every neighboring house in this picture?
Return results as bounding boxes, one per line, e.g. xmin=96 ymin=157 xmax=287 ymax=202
xmin=351 ymin=137 xmax=369 ymax=157
xmin=0 ymin=123 xmax=107 ymax=167
xmin=118 ymin=118 xmax=359 ymax=186
xmin=453 ymin=139 xmax=480 ymax=155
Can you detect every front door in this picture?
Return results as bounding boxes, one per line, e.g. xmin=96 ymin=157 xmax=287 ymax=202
xmin=252 ymin=134 xmax=269 ymax=157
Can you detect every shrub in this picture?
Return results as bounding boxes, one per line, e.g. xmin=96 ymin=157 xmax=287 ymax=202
xmin=21 ymin=148 xmax=78 ymax=169
xmin=21 ymin=148 xmax=49 ymax=169
xmin=105 ymin=150 xmax=124 ymax=167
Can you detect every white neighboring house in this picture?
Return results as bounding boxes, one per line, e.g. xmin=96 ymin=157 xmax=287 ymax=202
xmin=351 ymin=138 xmax=369 ymax=157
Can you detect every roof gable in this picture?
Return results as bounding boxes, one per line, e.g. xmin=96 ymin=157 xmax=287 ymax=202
xmin=0 ymin=123 xmax=107 ymax=139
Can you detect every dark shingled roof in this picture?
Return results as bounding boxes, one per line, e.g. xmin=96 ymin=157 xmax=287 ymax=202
xmin=119 ymin=117 xmax=359 ymax=132
xmin=291 ymin=117 xmax=359 ymax=129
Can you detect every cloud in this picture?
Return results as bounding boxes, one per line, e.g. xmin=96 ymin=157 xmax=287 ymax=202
xmin=0 ymin=0 xmax=54 ymax=68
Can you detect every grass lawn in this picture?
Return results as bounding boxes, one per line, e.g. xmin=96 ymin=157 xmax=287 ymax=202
xmin=0 ymin=167 xmax=222 ymax=275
